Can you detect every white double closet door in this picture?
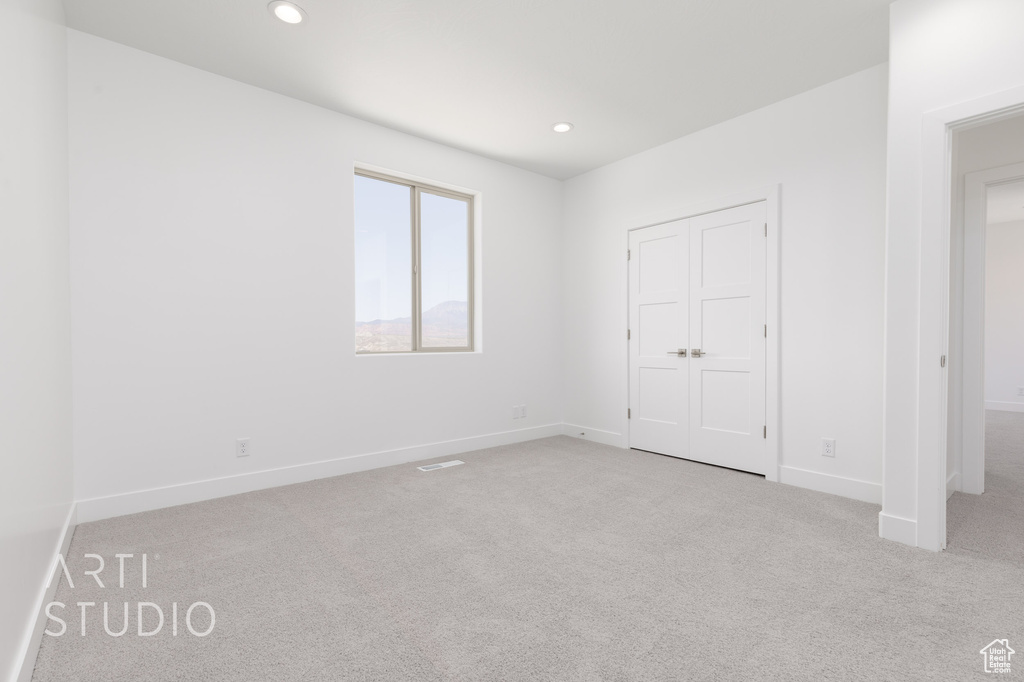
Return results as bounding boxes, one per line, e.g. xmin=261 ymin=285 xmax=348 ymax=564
xmin=628 ymin=202 xmax=766 ymax=474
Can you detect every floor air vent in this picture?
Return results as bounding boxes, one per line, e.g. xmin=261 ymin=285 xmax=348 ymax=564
xmin=418 ymin=460 xmax=465 ymax=472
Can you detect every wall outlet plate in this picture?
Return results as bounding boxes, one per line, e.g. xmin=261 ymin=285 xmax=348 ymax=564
xmin=236 ymin=437 xmax=250 ymax=457
xmin=821 ymin=438 xmax=835 ymax=457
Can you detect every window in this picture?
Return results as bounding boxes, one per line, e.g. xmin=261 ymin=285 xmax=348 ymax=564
xmin=354 ymin=170 xmax=474 ymax=353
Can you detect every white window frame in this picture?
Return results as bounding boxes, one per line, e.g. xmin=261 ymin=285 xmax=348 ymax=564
xmin=354 ymin=169 xmax=475 ymax=354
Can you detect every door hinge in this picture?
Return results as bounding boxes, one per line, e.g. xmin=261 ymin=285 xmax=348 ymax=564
xmin=627 ymin=329 xmax=631 ymax=340
xmin=763 ymin=425 xmax=767 ymax=439
xmin=627 ymin=249 xmax=631 ymax=261
xmin=628 ymin=408 xmax=631 ymax=419
xmin=940 ymin=355 xmax=946 ymax=368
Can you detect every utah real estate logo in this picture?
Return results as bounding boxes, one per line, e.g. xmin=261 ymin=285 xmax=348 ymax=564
xmin=980 ymin=639 xmax=1014 ymax=674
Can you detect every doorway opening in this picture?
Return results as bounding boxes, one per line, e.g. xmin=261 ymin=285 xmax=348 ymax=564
xmin=945 ymin=113 xmax=1024 ymax=551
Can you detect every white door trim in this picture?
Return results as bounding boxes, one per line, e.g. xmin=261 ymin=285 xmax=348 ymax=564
xmin=625 ymin=185 xmax=780 ymax=482
xmin=961 ymin=161 xmax=1024 ymax=495
xmin=909 ymin=85 xmax=1024 ymax=552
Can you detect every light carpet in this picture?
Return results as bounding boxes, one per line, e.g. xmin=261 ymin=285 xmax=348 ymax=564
xmin=32 ymin=419 xmax=1024 ymax=680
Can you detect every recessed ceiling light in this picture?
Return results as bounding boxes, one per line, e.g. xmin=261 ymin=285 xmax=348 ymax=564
xmin=552 ymin=122 xmax=574 ymax=133
xmin=269 ymin=1 xmax=306 ymax=24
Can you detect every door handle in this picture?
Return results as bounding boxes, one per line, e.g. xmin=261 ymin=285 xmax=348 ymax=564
xmin=666 ymin=349 xmax=687 ymax=356
xmin=691 ymin=349 xmax=704 ymax=358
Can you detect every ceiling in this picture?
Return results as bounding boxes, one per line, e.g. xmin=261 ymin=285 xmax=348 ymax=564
xmin=988 ymin=180 xmax=1024 ymax=225
xmin=63 ymin=0 xmax=894 ymax=179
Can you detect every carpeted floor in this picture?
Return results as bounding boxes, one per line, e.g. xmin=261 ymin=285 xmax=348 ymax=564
xmin=33 ymin=415 xmax=1024 ymax=681
xmin=947 ymin=410 xmax=1024 ymax=565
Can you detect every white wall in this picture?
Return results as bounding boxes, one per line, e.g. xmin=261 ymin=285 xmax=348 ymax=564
xmin=68 ymin=31 xmax=563 ymax=515
xmin=883 ymin=0 xmax=1024 ymax=547
xmin=985 ymin=220 xmax=1024 ymax=410
xmin=0 ymin=0 xmax=74 ymax=679
xmin=561 ymin=65 xmax=888 ymax=501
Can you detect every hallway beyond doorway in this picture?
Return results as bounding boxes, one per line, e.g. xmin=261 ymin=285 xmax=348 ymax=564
xmin=947 ymin=410 xmax=1024 ymax=563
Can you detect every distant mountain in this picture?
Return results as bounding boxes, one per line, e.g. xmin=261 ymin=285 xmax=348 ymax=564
xmin=356 ymin=315 xmax=411 ymax=327
xmin=356 ymin=300 xmax=466 ymax=328
xmin=356 ymin=300 xmax=468 ymax=351
xmin=422 ymin=300 xmax=468 ymax=327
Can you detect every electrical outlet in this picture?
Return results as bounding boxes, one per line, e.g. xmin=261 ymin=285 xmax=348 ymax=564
xmin=821 ymin=438 xmax=835 ymax=457
xmin=236 ymin=437 xmax=250 ymax=457
xmin=1018 ymin=387 xmax=1024 ymax=397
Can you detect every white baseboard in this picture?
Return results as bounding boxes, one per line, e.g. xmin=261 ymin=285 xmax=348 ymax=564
xmin=561 ymin=423 xmax=627 ymax=448
xmin=76 ymin=424 xmax=563 ymax=523
xmin=15 ymin=502 xmax=76 ymax=682
xmin=986 ymin=400 xmax=1024 ymax=413
xmin=947 ymin=470 xmax=961 ymax=499
xmin=778 ymin=466 xmax=881 ymax=504
xmin=878 ymin=511 xmax=917 ymax=547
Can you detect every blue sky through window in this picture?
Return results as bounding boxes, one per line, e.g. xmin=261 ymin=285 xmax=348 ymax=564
xmin=420 ymin=191 xmax=469 ymax=313
xmin=354 ymin=175 xmax=411 ymax=324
